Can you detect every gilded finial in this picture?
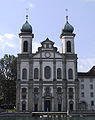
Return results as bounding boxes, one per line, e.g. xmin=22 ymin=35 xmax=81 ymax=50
xmin=65 ymin=9 xmax=68 ymax=22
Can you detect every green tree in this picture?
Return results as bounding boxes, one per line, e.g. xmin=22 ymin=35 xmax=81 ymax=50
xmin=0 ymin=54 xmax=17 ymax=108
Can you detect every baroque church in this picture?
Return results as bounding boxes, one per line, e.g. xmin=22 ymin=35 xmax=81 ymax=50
xmin=16 ymin=15 xmax=95 ymax=112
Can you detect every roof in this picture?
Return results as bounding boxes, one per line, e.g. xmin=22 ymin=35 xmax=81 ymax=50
xmin=78 ymin=66 xmax=95 ymax=78
xmin=41 ymin=38 xmax=54 ymax=45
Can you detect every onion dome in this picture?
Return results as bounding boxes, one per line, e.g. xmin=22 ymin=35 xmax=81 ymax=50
xmin=20 ymin=15 xmax=32 ymax=33
xmin=62 ymin=16 xmax=74 ymax=34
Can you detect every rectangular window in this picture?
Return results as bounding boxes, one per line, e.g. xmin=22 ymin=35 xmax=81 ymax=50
xmin=90 ymin=84 xmax=93 ymax=89
xmin=81 ymin=92 xmax=84 ymax=97
xmin=81 ymin=84 xmax=84 ymax=89
xmin=91 ymin=101 xmax=94 ymax=106
xmin=90 ymin=92 xmax=94 ymax=97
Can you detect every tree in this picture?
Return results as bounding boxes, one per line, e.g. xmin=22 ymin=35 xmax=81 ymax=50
xmin=0 ymin=54 xmax=17 ymax=108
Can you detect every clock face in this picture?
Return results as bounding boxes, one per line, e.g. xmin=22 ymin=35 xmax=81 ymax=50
xmin=45 ymin=52 xmax=51 ymax=58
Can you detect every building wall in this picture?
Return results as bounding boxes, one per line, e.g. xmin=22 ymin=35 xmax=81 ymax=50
xmin=79 ymin=77 xmax=95 ymax=110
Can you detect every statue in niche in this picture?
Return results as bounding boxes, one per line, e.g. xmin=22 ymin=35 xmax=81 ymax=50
xmin=44 ymin=87 xmax=51 ymax=96
xmin=34 ymin=94 xmax=38 ymax=104
xmin=57 ymin=95 xmax=62 ymax=104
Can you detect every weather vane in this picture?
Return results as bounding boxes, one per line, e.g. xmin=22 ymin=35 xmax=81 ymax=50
xmin=26 ymin=8 xmax=29 ymax=21
xmin=65 ymin=9 xmax=68 ymax=22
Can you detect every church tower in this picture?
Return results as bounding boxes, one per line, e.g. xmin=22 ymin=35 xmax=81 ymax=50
xmin=60 ymin=16 xmax=75 ymax=54
xmin=19 ymin=15 xmax=34 ymax=54
xmin=60 ymin=16 xmax=79 ymax=111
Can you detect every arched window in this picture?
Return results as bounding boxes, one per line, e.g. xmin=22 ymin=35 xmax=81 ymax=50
xmin=67 ymin=41 xmax=71 ymax=52
xmin=23 ymin=41 xmax=28 ymax=52
xmin=44 ymin=66 xmax=51 ymax=79
xmin=68 ymin=68 xmax=73 ymax=79
xmin=34 ymin=68 xmax=39 ymax=79
xmin=57 ymin=68 xmax=62 ymax=79
xmin=22 ymin=68 xmax=27 ymax=79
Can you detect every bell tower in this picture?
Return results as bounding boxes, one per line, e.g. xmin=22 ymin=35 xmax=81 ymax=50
xmin=19 ymin=15 xmax=34 ymax=54
xmin=60 ymin=16 xmax=75 ymax=54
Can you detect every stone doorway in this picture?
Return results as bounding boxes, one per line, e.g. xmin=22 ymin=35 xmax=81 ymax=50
xmin=69 ymin=101 xmax=73 ymax=111
xmin=22 ymin=101 xmax=26 ymax=112
xmin=44 ymin=100 xmax=51 ymax=112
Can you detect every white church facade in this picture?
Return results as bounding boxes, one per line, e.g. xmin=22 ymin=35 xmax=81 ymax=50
xmin=16 ymin=15 xmax=95 ymax=112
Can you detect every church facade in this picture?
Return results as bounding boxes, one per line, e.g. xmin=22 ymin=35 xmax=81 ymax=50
xmin=16 ymin=15 xmax=95 ymax=112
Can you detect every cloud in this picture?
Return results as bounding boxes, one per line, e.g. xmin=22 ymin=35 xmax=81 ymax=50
xmin=78 ymin=58 xmax=95 ymax=72
xmin=4 ymin=33 xmax=17 ymax=40
xmin=5 ymin=42 xmax=15 ymax=48
xmin=0 ymin=33 xmax=18 ymax=50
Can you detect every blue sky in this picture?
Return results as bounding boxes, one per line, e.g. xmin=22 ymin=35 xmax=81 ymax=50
xmin=0 ymin=0 xmax=95 ymax=72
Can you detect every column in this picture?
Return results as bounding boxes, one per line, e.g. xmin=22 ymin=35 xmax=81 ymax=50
xmin=53 ymin=52 xmax=56 ymax=81
xmin=62 ymin=57 xmax=67 ymax=112
xmin=75 ymin=82 xmax=79 ymax=110
xmin=39 ymin=84 xmax=43 ymax=111
xmin=16 ymin=83 xmax=20 ymax=112
xmin=29 ymin=60 xmax=33 ymax=81
xmin=17 ymin=60 xmax=20 ymax=81
xmin=28 ymin=84 xmax=33 ymax=112
xmin=53 ymin=84 xmax=57 ymax=111
xmin=16 ymin=60 xmax=21 ymax=111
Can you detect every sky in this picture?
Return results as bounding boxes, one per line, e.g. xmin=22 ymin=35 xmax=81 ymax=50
xmin=0 ymin=0 xmax=95 ymax=72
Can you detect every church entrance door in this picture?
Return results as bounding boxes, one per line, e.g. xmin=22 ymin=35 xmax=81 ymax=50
xmin=44 ymin=100 xmax=51 ymax=112
xmin=22 ymin=101 xmax=26 ymax=112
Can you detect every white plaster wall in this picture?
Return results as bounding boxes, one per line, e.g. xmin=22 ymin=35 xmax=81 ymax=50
xmin=79 ymin=78 xmax=95 ymax=110
xmin=21 ymin=62 xmax=29 ymax=81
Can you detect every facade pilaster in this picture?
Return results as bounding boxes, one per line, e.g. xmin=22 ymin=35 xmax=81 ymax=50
xmin=29 ymin=59 xmax=33 ymax=81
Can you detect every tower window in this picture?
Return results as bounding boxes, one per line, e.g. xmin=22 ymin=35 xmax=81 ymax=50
xmin=57 ymin=68 xmax=62 ymax=79
xmin=44 ymin=66 xmax=51 ymax=79
xmin=23 ymin=41 xmax=28 ymax=52
xmin=34 ymin=68 xmax=39 ymax=79
xmin=67 ymin=41 xmax=71 ymax=52
xmin=68 ymin=68 xmax=73 ymax=79
xmin=22 ymin=68 xmax=27 ymax=79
